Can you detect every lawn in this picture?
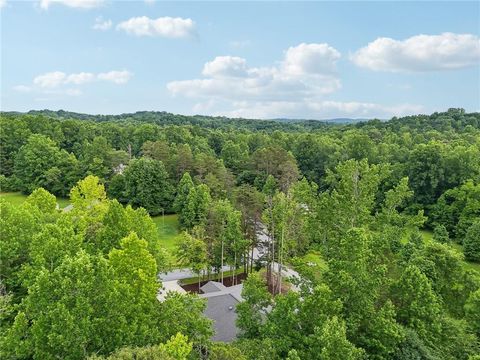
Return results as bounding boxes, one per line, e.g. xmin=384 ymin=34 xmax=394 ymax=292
xmin=152 ymin=214 xmax=182 ymax=265
xmin=0 ymin=192 xmax=70 ymax=208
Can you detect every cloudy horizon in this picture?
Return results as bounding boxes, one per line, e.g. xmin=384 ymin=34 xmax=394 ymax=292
xmin=1 ymin=1 xmax=479 ymax=119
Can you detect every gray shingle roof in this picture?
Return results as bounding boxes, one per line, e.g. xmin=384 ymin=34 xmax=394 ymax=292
xmin=200 ymin=281 xmax=226 ymax=294
xmin=198 ymin=281 xmax=244 ymax=342
xmin=203 ymin=294 xmax=240 ymax=342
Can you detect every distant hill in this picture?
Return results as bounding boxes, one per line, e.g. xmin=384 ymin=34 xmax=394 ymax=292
xmin=273 ymin=117 xmax=370 ymax=124
xmin=1 ymin=109 xmax=363 ymax=131
xmin=3 ymin=108 xmax=476 ymax=133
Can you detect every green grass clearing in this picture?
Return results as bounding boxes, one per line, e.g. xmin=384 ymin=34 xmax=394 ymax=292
xmin=0 ymin=192 xmax=70 ymax=208
xmin=152 ymin=214 xmax=182 ymax=265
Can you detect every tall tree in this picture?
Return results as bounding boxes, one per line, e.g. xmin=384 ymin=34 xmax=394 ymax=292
xmin=174 ymin=172 xmax=194 ymax=227
xmin=176 ymin=232 xmax=208 ymax=290
xmin=464 ymin=221 xmax=480 ymax=262
xmin=123 ymin=158 xmax=174 ymax=215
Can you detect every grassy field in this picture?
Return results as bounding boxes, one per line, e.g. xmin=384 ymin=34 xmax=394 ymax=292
xmin=1 ymin=191 xmax=183 ymax=261
xmin=0 ymin=192 xmax=70 ymax=208
xmin=152 ymin=214 xmax=182 ymax=264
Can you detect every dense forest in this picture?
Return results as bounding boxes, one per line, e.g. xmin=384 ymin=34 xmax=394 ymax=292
xmin=1 ymin=108 xmax=480 ymax=359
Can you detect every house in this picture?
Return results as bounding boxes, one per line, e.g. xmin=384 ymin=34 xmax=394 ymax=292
xmin=199 ymin=281 xmax=243 ymax=342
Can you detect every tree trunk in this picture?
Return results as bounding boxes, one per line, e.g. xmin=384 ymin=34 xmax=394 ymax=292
xmin=277 ymin=226 xmax=284 ymax=295
xmin=221 ymin=238 xmax=224 ymax=285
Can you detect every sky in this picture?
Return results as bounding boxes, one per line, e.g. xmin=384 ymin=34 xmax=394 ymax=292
xmin=1 ymin=0 xmax=479 ymax=120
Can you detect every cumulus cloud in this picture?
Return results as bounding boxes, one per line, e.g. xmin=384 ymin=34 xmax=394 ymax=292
xmin=34 ymin=71 xmax=67 ymax=88
xmin=66 ymin=72 xmax=96 ymax=84
xmin=168 ymin=43 xmax=342 ymax=102
xmin=214 ymin=100 xmax=423 ymax=120
xmin=202 ymin=56 xmax=248 ymax=78
xmin=97 ymin=70 xmax=132 ymax=84
xmin=168 ymin=43 xmax=423 ymax=119
xmin=116 ymin=16 xmax=196 ymax=38
xmin=18 ymin=70 xmax=132 ymax=97
xmin=167 ymin=43 xmax=345 ymax=117
xmin=93 ymin=16 xmax=112 ymax=31
xmin=39 ymin=0 xmax=105 ymax=9
xmin=31 ymin=70 xmax=132 ymax=88
xmin=283 ymin=43 xmax=341 ymax=75
xmin=352 ymin=32 xmax=480 ymax=72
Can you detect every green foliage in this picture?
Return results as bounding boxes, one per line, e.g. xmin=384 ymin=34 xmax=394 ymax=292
xmin=87 ymin=333 xmax=191 ymax=360
xmin=2 ymin=109 xmax=480 ymax=359
xmin=208 ymin=343 xmax=247 ymax=360
xmin=123 ymin=157 xmax=174 ymax=215
xmin=174 ymin=172 xmax=194 ymax=216
xmin=465 ymin=289 xmax=480 ymax=337
xmin=157 ymin=293 xmax=213 ymax=345
xmin=431 ymin=181 xmax=480 ymax=240
xmin=406 ymin=141 xmax=446 ymax=207
xmin=176 ymin=232 xmax=208 ymax=288
xmin=306 ymin=316 xmax=364 ymax=360
xmin=237 ymin=272 xmax=272 ymax=338
xmin=464 ymin=221 xmax=480 ymax=262
xmin=391 ymin=265 xmax=441 ymax=340
xmin=433 ymin=224 xmax=450 ymax=244
xmin=181 ymin=184 xmax=212 ymax=230
xmin=14 ymin=134 xmax=79 ymax=196
xmin=0 ymin=179 xmax=214 ymax=360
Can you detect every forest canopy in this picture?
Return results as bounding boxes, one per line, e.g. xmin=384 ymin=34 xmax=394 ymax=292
xmin=1 ymin=108 xmax=479 ymax=359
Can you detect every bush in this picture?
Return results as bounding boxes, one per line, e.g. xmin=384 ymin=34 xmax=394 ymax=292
xmin=433 ymin=224 xmax=450 ymax=244
xmin=0 ymin=175 xmax=19 ymax=192
xmin=464 ymin=222 xmax=480 ymax=262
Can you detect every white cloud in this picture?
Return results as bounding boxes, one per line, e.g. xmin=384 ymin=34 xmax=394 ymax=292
xmin=202 ymin=56 xmax=248 ymax=78
xmin=216 ymin=100 xmax=423 ymax=120
xmin=352 ymin=32 xmax=480 ymax=72
xmin=66 ymin=72 xmax=95 ymax=84
xmin=167 ymin=43 xmax=342 ymax=115
xmin=283 ymin=43 xmax=341 ymax=75
xmin=20 ymin=70 xmax=132 ymax=98
xmin=168 ymin=43 xmax=342 ymax=102
xmin=116 ymin=16 xmax=196 ymax=38
xmin=97 ymin=70 xmax=132 ymax=84
xmin=39 ymin=0 xmax=104 ymax=9
xmin=93 ymin=16 xmax=112 ymax=31
xmin=168 ymin=43 xmax=423 ymax=119
xmin=32 ymin=70 xmax=132 ymax=88
xmin=33 ymin=71 xmax=67 ymax=88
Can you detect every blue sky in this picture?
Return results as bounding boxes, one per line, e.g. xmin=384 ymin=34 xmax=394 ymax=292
xmin=1 ymin=1 xmax=479 ymax=119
